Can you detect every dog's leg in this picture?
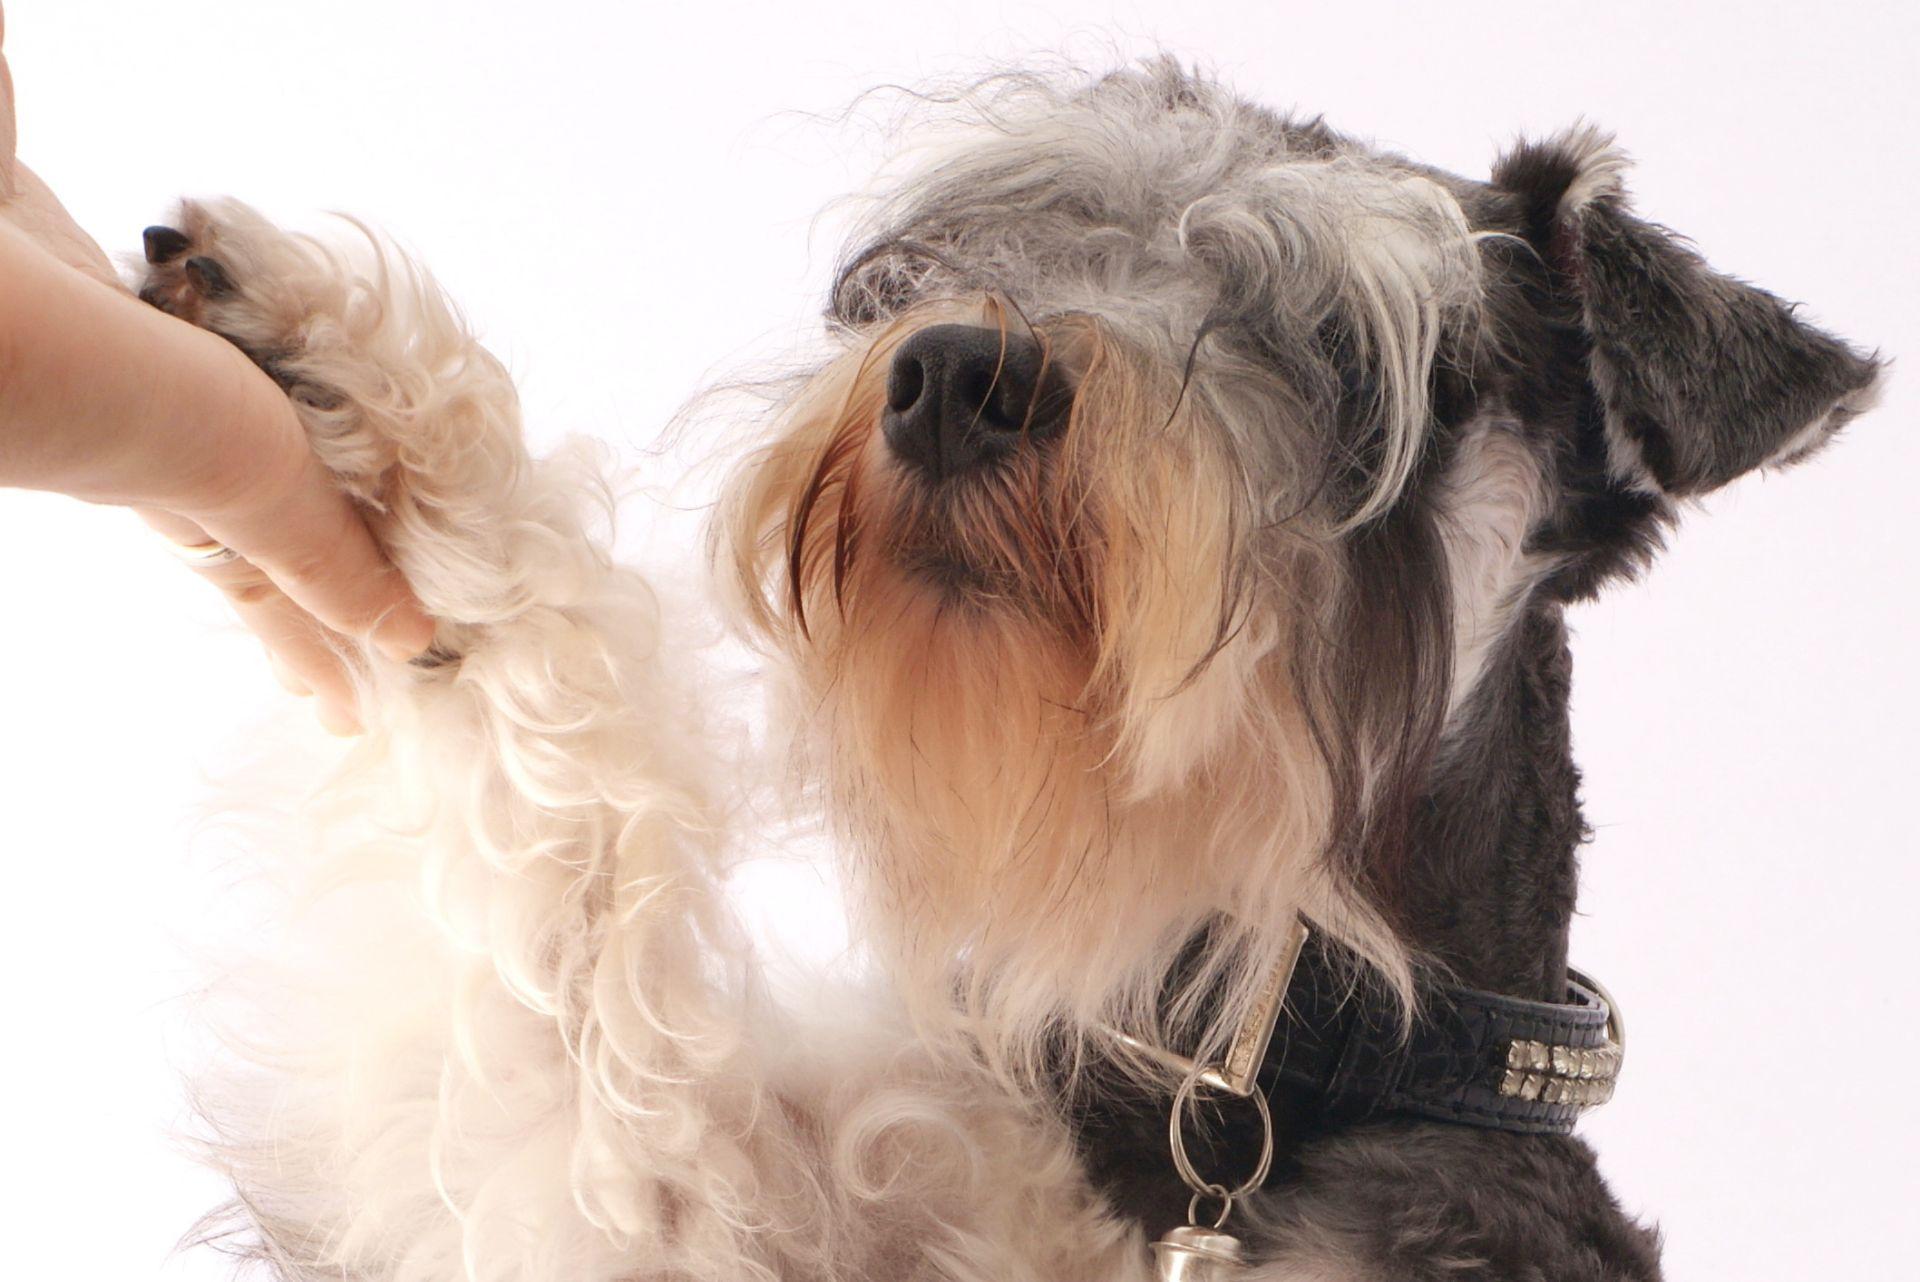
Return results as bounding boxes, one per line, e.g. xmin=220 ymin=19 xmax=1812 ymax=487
xmin=137 ymin=199 xmax=790 ymax=1279
xmin=138 ymin=202 xmax=1139 ymax=1282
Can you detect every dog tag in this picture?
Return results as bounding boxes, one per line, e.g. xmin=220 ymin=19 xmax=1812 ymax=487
xmin=1151 ymin=1224 xmax=1246 ymax=1281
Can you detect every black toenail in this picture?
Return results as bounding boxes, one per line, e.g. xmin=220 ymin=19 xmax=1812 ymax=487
xmin=184 ymin=256 xmax=236 ymax=298
xmin=408 ymin=645 xmax=461 ymax=671
xmin=142 ymin=226 xmax=191 ymax=264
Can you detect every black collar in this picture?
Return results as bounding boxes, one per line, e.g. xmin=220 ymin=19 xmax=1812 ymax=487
xmin=1107 ymin=918 xmax=1624 ymax=1138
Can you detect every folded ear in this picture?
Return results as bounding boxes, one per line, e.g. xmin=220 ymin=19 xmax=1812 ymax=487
xmin=1493 ymin=127 xmax=1885 ymax=497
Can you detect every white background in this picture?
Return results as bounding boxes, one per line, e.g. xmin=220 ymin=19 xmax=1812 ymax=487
xmin=1 ymin=1 xmax=1914 ymax=1276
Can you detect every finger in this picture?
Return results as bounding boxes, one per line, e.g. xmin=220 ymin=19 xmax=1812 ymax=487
xmin=187 ymin=383 xmax=437 ymax=663
xmin=0 ymin=48 xmax=119 ymax=284
xmin=138 ymin=514 xmax=349 ymax=714
xmin=1 ymin=6 xmax=18 ymax=203
xmin=252 ymin=622 xmax=355 ymax=723
xmin=266 ymin=652 xmax=313 ymax=697
xmin=0 ymin=162 xmax=121 ymax=287
xmin=202 ymin=559 xmax=365 ymax=732
xmin=136 ymin=505 xmax=210 ymax=547
xmin=144 ymin=504 xmax=372 ymax=704
xmin=312 ymin=697 xmax=363 ymax=738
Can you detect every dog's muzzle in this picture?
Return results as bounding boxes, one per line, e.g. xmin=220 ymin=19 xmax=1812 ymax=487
xmin=881 ymin=324 xmax=1071 ymax=481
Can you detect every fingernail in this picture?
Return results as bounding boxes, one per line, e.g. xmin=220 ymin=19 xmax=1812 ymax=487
xmin=374 ymin=607 xmax=438 ymax=663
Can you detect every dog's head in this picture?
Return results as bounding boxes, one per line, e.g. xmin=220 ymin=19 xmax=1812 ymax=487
xmin=721 ymin=62 xmax=1881 ymax=1072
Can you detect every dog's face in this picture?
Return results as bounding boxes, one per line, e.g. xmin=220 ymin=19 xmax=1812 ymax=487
xmin=723 ymin=63 xmax=1880 ymax=1062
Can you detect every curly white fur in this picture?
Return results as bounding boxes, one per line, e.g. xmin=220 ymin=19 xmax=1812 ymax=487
xmin=154 ymin=200 xmax=1141 ymax=1282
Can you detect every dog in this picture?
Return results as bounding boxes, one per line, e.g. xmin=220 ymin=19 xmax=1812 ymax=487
xmin=135 ymin=61 xmax=1882 ymax=1282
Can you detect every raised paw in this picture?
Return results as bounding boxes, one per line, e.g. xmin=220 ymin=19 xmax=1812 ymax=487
xmin=133 ymin=200 xmax=418 ymax=528
xmin=136 ymin=212 xmax=262 ymax=345
xmin=139 ymin=223 xmax=227 ymax=322
xmin=136 ymin=202 xmax=353 ymax=418
xmin=132 ymin=197 xmax=543 ymax=637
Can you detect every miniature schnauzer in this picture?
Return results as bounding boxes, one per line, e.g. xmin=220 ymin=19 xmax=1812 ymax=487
xmin=136 ymin=61 xmax=1881 ymax=1282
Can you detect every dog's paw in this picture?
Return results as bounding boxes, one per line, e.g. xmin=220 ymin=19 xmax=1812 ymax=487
xmin=134 ymin=198 xmax=523 ymax=507
xmin=138 ymin=221 xmax=236 ymax=318
xmin=137 ymin=203 xmax=352 ymax=418
xmin=135 ymin=199 xmax=553 ymax=631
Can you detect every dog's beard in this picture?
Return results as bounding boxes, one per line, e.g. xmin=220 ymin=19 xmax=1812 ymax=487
xmin=723 ymin=304 xmax=1401 ymax=1083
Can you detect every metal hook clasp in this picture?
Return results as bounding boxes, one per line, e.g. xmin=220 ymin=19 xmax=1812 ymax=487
xmin=1110 ymin=916 xmax=1310 ymax=1097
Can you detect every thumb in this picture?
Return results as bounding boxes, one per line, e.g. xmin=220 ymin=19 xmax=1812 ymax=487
xmin=2 ymin=5 xmax=21 ymax=203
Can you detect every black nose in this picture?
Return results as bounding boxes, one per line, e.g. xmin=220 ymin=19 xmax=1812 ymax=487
xmin=881 ymin=324 xmax=1069 ymax=480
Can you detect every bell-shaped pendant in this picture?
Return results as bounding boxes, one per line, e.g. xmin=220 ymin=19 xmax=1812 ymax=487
xmin=1145 ymin=1026 xmax=1284 ymax=1281
xmin=1151 ymin=1224 xmax=1247 ymax=1281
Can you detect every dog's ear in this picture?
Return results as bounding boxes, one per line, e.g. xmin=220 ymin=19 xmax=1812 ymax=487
xmin=1493 ymin=127 xmax=1884 ymax=497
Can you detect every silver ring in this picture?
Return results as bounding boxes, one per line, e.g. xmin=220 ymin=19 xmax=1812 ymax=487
xmin=165 ymin=537 xmax=242 ymax=568
xmin=1187 ymin=1188 xmax=1235 ymax=1231
xmin=1167 ymin=1061 xmax=1275 ymax=1202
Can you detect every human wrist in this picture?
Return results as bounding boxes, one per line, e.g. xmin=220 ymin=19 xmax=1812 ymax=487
xmin=0 ymin=222 xmax=288 ymax=511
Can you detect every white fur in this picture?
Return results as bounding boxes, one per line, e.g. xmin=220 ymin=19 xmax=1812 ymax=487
xmin=1435 ymin=415 xmax=1555 ymax=714
xmin=1764 ymin=367 xmax=1888 ymax=470
xmin=1548 ymin=124 xmax=1630 ymax=217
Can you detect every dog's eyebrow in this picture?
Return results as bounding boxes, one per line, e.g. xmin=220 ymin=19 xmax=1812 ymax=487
xmin=830 ymin=237 xmax=1008 ymax=322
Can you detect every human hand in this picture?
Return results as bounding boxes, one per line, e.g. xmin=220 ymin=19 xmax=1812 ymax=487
xmin=0 ymin=6 xmax=434 ymax=732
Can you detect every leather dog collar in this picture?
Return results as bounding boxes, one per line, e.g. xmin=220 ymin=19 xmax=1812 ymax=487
xmin=1110 ymin=918 xmax=1625 ymax=1137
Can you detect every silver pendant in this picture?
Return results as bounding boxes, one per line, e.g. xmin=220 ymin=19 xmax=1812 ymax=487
xmin=1135 ymin=918 xmax=1294 ymax=1282
xmin=1152 ymin=1224 xmax=1247 ymax=1281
